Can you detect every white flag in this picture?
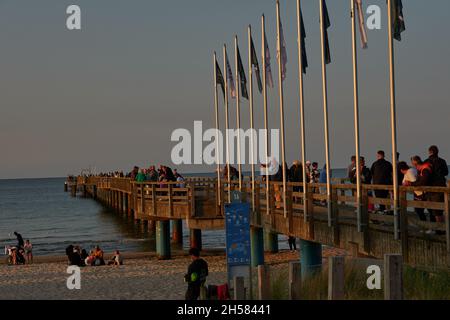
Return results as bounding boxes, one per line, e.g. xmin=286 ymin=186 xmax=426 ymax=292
xmin=264 ymin=34 xmax=274 ymax=88
xmin=355 ymin=0 xmax=368 ymax=49
xmin=278 ymin=20 xmax=288 ymax=81
xmin=225 ymin=52 xmax=236 ymax=98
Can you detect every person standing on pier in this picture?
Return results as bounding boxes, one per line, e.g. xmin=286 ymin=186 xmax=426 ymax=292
xmin=370 ymin=151 xmax=393 ymax=213
xmin=425 ymin=145 xmax=448 ymax=223
xmin=184 ymin=248 xmax=208 ymax=300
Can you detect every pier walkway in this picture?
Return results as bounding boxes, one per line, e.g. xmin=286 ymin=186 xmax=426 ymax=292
xmin=70 ymin=176 xmax=450 ymax=270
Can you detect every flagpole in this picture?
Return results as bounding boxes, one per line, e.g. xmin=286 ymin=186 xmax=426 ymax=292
xmin=296 ymin=0 xmax=308 ymax=222
xmin=248 ymin=26 xmax=256 ymax=211
xmin=234 ymin=35 xmax=243 ymax=192
xmin=319 ymin=0 xmax=332 ymax=227
xmin=276 ymin=0 xmax=287 ymax=218
xmin=261 ymin=15 xmax=270 ymax=216
xmin=387 ymin=0 xmax=399 ymax=240
xmin=213 ymin=52 xmax=222 ymax=209
xmin=223 ymin=45 xmax=231 ymax=202
xmin=351 ymin=0 xmax=362 ymax=232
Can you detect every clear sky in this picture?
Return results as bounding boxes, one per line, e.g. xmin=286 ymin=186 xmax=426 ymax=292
xmin=0 ymin=0 xmax=449 ymax=179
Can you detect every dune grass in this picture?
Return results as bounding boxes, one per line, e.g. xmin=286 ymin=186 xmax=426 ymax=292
xmin=267 ymin=260 xmax=450 ymax=300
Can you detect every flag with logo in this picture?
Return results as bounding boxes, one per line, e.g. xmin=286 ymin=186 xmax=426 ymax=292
xmin=250 ymin=36 xmax=263 ymax=93
xmin=215 ymin=59 xmax=225 ymax=99
xmin=355 ymin=0 xmax=368 ymax=49
xmin=322 ymin=0 xmax=331 ymax=64
xmin=237 ymin=44 xmax=249 ymax=100
xmin=264 ymin=33 xmax=274 ymax=88
xmin=390 ymin=0 xmax=405 ymax=41
xmin=225 ymin=51 xmax=236 ymax=98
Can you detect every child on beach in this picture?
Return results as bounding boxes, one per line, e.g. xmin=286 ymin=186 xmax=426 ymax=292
xmin=108 ymin=250 xmax=123 ymax=266
xmin=24 ymin=240 xmax=33 ymax=264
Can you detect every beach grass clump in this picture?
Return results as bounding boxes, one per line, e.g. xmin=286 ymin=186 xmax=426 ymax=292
xmin=268 ymin=259 xmax=450 ymax=300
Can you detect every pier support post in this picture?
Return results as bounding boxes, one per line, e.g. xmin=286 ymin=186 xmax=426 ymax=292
xmin=148 ymin=220 xmax=156 ymax=235
xmin=64 ymin=182 xmax=68 ymax=192
xmin=190 ymin=229 xmax=202 ymax=251
xmin=92 ymin=185 xmax=97 ymax=200
xmin=264 ymin=231 xmax=278 ymax=253
xmin=156 ymin=220 xmax=171 ymax=260
xmin=299 ymin=239 xmax=322 ymax=279
xmin=384 ymin=254 xmax=403 ymax=300
xmin=171 ymin=220 xmax=183 ymax=246
xmin=123 ymin=193 xmax=128 ymax=214
xmin=251 ymin=227 xmax=264 ymax=267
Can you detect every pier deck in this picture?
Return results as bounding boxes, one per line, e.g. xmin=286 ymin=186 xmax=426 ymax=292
xmin=72 ymin=176 xmax=450 ymax=270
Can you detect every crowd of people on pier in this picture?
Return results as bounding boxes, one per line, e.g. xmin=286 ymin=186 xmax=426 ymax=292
xmin=65 ymin=244 xmax=123 ymax=267
xmin=222 ymin=145 xmax=448 ymax=232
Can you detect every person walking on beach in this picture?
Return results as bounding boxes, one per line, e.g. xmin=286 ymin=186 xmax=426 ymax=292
xmin=425 ymin=145 xmax=448 ymax=223
xmin=288 ymin=236 xmax=297 ymax=251
xmin=185 ymin=248 xmax=208 ymax=300
xmin=370 ymin=151 xmax=393 ymax=213
xmin=24 ymin=240 xmax=33 ymax=264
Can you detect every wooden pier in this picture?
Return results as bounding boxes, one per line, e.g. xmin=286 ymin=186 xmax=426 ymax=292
xmin=71 ymin=176 xmax=450 ymax=270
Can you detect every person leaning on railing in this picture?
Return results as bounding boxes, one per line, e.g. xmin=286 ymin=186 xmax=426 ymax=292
xmin=425 ymin=145 xmax=448 ymax=223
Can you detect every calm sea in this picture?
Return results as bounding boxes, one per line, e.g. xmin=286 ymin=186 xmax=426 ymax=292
xmin=0 ymin=170 xmax=349 ymax=256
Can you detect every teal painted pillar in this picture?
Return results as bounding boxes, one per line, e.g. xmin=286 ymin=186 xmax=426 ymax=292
xmin=190 ymin=229 xmax=202 ymax=251
xmin=264 ymin=231 xmax=279 ymax=253
xmin=156 ymin=221 xmax=171 ymax=260
xmin=299 ymin=239 xmax=322 ymax=279
xmin=251 ymin=227 xmax=264 ymax=267
xmin=171 ymin=219 xmax=183 ymax=245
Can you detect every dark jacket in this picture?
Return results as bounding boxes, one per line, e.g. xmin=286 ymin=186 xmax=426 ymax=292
xmin=186 ymin=258 xmax=208 ymax=287
xmin=426 ymin=155 xmax=448 ymax=187
xmin=350 ymin=166 xmax=372 ymax=184
xmin=289 ymin=164 xmax=303 ymax=183
xmin=371 ymin=159 xmax=393 ymax=185
xmin=411 ymin=163 xmax=433 ymax=187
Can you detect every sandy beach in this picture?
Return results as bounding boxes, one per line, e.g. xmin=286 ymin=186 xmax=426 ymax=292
xmin=0 ymin=248 xmax=347 ymax=300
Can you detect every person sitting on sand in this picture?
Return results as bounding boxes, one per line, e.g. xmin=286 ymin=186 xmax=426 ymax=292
xmin=108 ymin=250 xmax=123 ymax=266
xmin=93 ymin=245 xmax=105 ymax=266
xmin=24 ymin=240 xmax=33 ymax=264
xmin=85 ymin=250 xmax=95 ymax=266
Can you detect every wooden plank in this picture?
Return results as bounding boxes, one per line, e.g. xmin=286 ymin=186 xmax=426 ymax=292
xmin=384 ymin=254 xmax=403 ymax=300
xmin=257 ymin=265 xmax=271 ymax=300
xmin=288 ymin=262 xmax=301 ymax=300
xmin=328 ymin=256 xmax=345 ymax=300
xmin=234 ymin=276 xmax=246 ymax=300
xmin=445 ymin=192 xmax=450 ymax=266
xmin=168 ymin=185 xmax=173 ymax=217
xmin=399 ymin=190 xmax=409 ymax=263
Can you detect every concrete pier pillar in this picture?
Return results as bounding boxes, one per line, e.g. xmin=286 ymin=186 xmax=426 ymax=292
xmin=251 ymin=226 xmax=264 ymax=267
xmin=156 ymin=220 xmax=171 ymax=260
xmin=190 ymin=229 xmax=202 ymax=251
xmin=171 ymin=220 xmax=183 ymax=246
xmin=299 ymin=239 xmax=322 ymax=279
xmin=264 ymin=231 xmax=279 ymax=253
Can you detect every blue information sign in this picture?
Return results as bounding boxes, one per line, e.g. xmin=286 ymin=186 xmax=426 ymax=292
xmin=225 ymin=202 xmax=251 ymax=266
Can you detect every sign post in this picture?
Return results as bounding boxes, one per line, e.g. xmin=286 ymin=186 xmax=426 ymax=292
xmin=226 ymin=191 xmax=252 ymax=299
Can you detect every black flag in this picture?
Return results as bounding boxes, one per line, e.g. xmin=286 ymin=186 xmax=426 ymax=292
xmin=322 ymin=0 xmax=331 ymax=65
xmin=215 ymin=59 xmax=225 ymax=99
xmin=391 ymin=0 xmax=405 ymax=41
xmin=237 ymin=45 xmax=249 ymax=100
xmin=250 ymin=36 xmax=263 ymax=93
xmin=299 ymin=7 xmax=308 ymax=74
